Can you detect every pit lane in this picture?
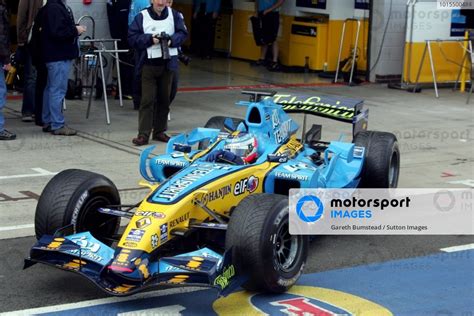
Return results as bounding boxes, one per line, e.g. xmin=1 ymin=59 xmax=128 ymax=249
xmin=1 ymin=75 xmax=473 ymax=314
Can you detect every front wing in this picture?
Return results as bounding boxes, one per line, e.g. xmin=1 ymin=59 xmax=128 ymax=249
xmin=24 ymin=234 xmax=242 ymax=296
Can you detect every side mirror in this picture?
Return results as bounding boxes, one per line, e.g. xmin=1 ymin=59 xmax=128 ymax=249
xmin=173 ymin=143 xmax=192 ymax=153
xmin=267 ymin=154 xmax=289 ymax=163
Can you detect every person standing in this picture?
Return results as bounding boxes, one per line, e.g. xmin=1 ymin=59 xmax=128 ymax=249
xmin=128 ymin=0 xmax=188 ymax=146
xmin=41 ymin=0 xmax=86 ymax=136
xmin=0 ymin=0 xmax=15 ymax=140
xmin=16 ymin=0 xmax=44 ymax=123
xmin=192 ymin=0 xmax=220 ymax=59
xmin=254 ymin=0 xmax=284 ymax=71
xmin=128 ymin=0 xmax=151 ymax=110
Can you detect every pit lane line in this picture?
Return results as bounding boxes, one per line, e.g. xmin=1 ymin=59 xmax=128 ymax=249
xmin=0 ymin=224 xmax=34 ymax=232
xmin=0 ymin=287 xmax=204 ymax=316
xmin=0 ymin=244 xmax=474 ymax=316
xmin=0 ymin=168 xmax=57 ymax=180
xmin=440 ymin=243 xmax=474 ymax=252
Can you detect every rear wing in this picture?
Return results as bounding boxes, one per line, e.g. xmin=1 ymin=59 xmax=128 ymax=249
xmin=242 ymin=89 xmax=368 ymax=138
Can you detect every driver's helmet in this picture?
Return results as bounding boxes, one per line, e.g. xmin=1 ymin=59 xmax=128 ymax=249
xmin=224 ymin=132 xmax=259 ymax=164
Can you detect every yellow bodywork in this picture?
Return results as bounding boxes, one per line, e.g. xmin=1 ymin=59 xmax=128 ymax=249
xmin=118 ymin=161 xmax=279 ymax=253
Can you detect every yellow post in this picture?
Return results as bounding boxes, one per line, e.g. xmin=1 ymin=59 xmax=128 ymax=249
xmin=460 ymin=30 xmax=469 ymax=92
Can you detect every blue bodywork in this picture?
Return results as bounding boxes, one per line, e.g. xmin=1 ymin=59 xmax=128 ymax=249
xmin=139 ymin=94 xmax=366 ymax=193
xmin=25 ymin=91 xmax=368 ymax=297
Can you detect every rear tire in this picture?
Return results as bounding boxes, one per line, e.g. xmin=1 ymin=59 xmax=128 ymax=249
xmin=35 ymin=169 xmax=120 ymax=244
xmin=354 ymin=131 xmax=400 ymax=188
xmin=199 ymin=116 xmax=244 ymax=149
xmin=226 ymin=194 xmax=308 ymax=293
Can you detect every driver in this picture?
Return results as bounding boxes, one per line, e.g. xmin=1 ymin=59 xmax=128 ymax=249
xmin=206 ymin=132 xmax=259 ymax=165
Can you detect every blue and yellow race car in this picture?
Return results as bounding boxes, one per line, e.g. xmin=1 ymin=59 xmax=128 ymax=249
xmin=25 ymin=90 xmax=400 ymax=296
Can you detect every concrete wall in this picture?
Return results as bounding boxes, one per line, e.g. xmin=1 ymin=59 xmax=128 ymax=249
xmin=369 ymin=0 xmax=407 ymax=81
xmin=69 ymin=0 xmax=111 ymax=41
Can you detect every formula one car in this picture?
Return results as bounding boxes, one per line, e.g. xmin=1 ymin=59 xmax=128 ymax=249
xmin=25 ymin=90 xmax=400 ymax=296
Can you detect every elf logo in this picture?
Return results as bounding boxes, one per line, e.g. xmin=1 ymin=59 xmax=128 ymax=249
xmin=234 ymin=176 xmax=259 ymax=196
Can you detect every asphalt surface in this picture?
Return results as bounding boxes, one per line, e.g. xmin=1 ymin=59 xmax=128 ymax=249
xmin=0 ymin=235 xmax=472 ymax=312
xmin=0 ymin=58 xmax=473 ymax=313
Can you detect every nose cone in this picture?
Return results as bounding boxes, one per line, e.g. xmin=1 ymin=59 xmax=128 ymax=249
xmin=106 ymin=248 xmax=151 ymax=284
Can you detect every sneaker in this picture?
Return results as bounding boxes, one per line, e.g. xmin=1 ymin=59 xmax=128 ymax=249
xmin=268 ymin=62 xmax=281 ymax=71
xmin=132 ymin=134 xmax=149 ymax=146
xmin=42 ymin=125 xmax=52 ymax=133
xmin=152 ymin=132 xmax=170 ymax=143
xmin=52 ymin=126 xmax=77 ymax=136
xmin=22 ymin=115 xmax=33 ymax=122
xmin=251 ymin=59 xmax=266 ymax=67
xmin=0 ymin=129 xmax=16 ymax=140
xmin=115 ymin=94 xmax=134 ymax=100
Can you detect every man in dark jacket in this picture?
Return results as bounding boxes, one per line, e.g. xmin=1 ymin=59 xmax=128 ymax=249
xmin=0 ymin=0 xmax=15 ymax=140
xmin=41 ymin=0 xmax=86 ymax=136
xmin=16 ymin=0 xmax=44 ymax=123
xmin=128 ymin=0 xmax=188 ymax=146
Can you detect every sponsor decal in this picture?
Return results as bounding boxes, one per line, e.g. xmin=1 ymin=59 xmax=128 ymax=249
xmin=123 ymin=242 xmax=137 ymax=248
xmin=284 ymin=138 xmax=304 ymax=155
xmin=126 ymin=229 xmax=145 ymax=242
xmin=213 ymin=265 xmax=236 ymax=289
xmin=275 ymin=171 xmax=309 ymax=182
xmin=113 ymin=249 xmax=131 ymax=267
xmin=69 ymin=236 xmax=101 ymax=252
xmin=186 ymin=257 xmax=204 ymax=270
xmin=158 ymin=167 xmax=214 ymax=200
xmin=46 ymin=237 xmax=65 ymax=250
xmin=160 ymin=224 xmax=168 ymax=243
xmin=155 ymin=159 xmax=186 ymax=168
xmin=201 ymin=185 xmax=232 ymax=204
xmin=63 ymin=259 xmax=87 ymax=271
xmin=151 ymin=234 xmax=159 ymax=249
xmin=283 ymin=162 xmax=316 ymax=173
xmin=66 ymin=236 xmax=104 ymax=263
xmin=170 ymin=213 xmax=190 ymax=228
xmin=111 ymin=284 xmax=135 ymax=294
xmin=136 ymin=217 xmax=151 ymax=229
xmin=272 ymin=94 xmax=357 ymax=120
xmin=234 ymin=176 xmax=259 ymax=195
xmin=168 ymin=275 xmax=189 ymax=284
xmin=135 ymin=258 xmax=150 ymax=279
xmin=136 ymin=211 xmax=166 ymax=219
xmin=66 ymin=249 xmax=104 ymax=263
xmin=271 ymin=109 xmax=292 ymax=144
xmin=213 ymin=286 xmax=393 ymax=315
xmin=71 ymin=191 xmax=89 ymax=225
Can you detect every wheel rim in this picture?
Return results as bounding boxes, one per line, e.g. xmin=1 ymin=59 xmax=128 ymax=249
xmin=274 ymin=218 xmax=300 ymax=273
xmin=77 ymin=195 xmax=116 ymax=241
xmin=388 ymin=150 xmax=400 ymax=188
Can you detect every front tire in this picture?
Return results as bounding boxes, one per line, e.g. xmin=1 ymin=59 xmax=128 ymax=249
xmin=35 ymin=169 xmax=120 ymax=244
xmin=226 ymin=194 xmax=308 ymax=293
